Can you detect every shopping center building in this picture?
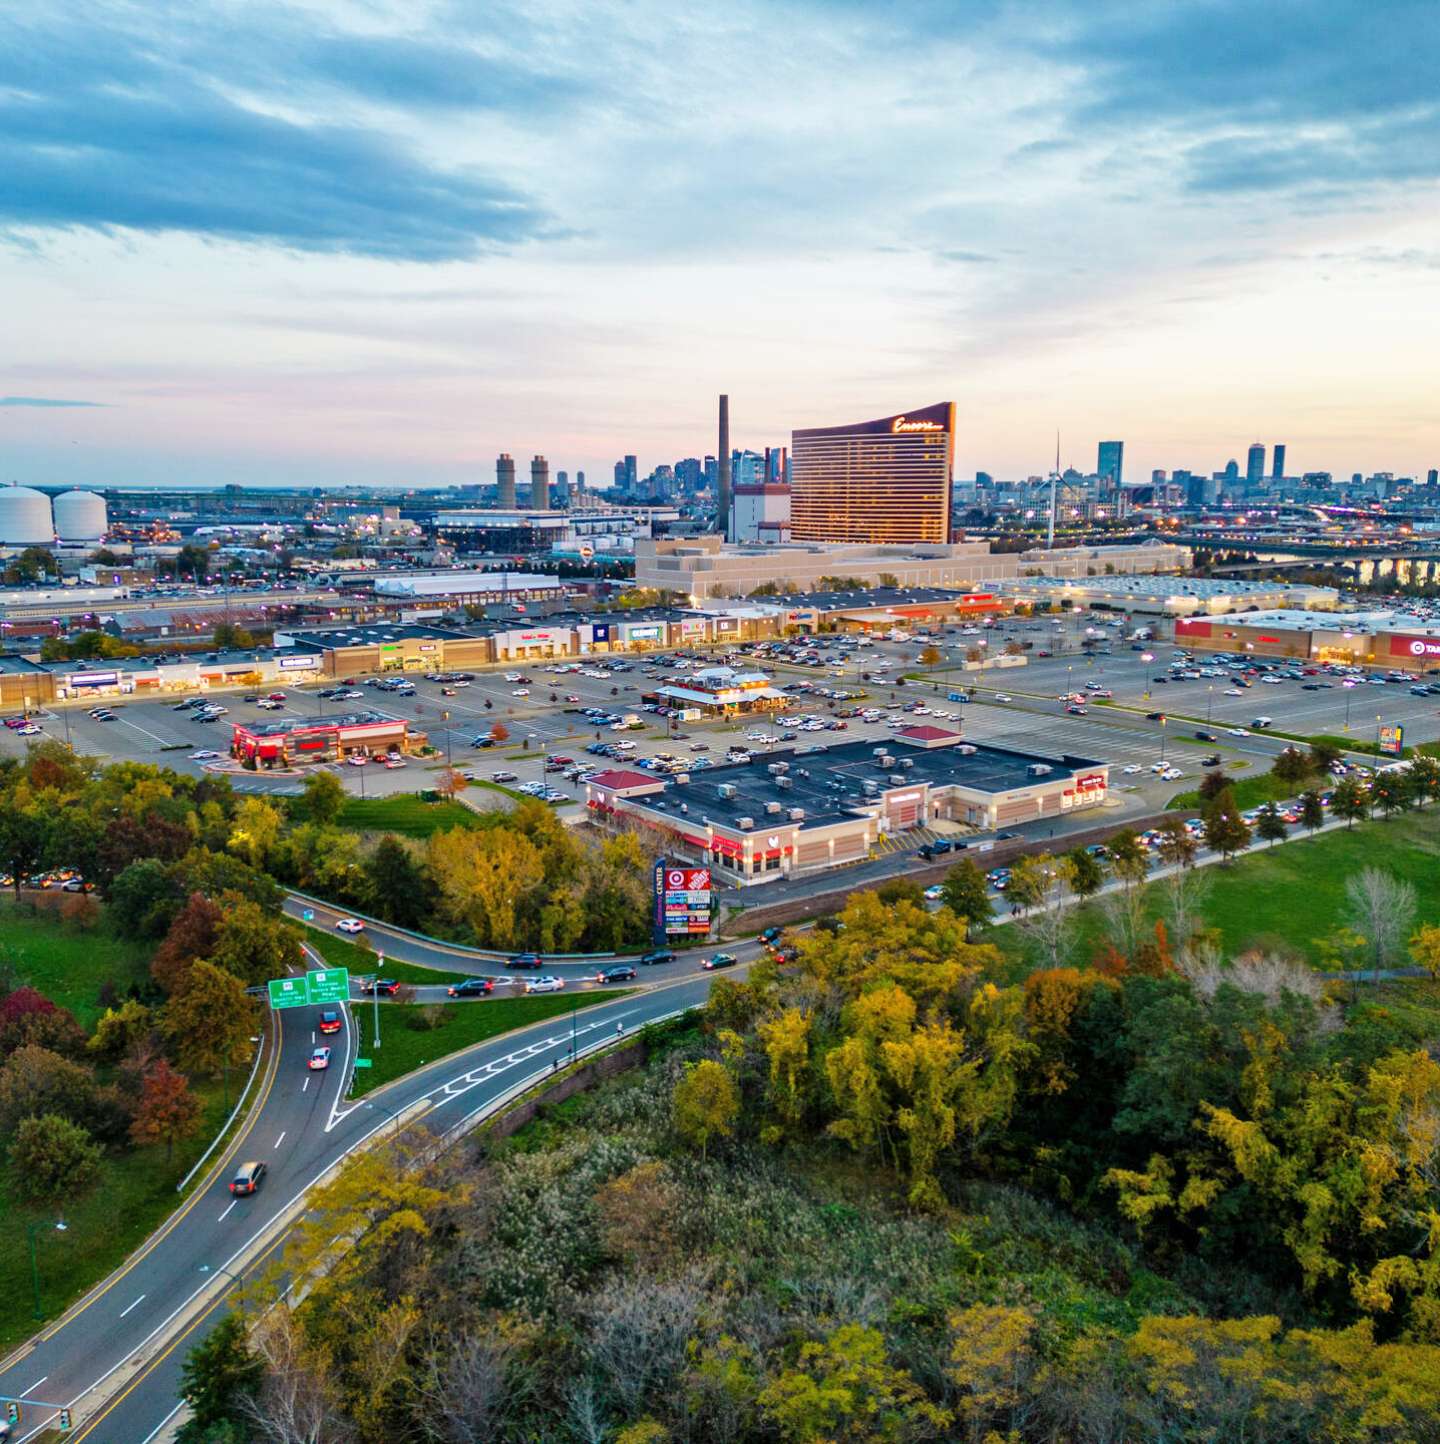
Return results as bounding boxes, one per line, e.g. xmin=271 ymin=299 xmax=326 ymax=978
xmin=1174 ymin=610 xmax=1440 ymax=668
xmin=585 ymin=726 xmax=1108 ymax=886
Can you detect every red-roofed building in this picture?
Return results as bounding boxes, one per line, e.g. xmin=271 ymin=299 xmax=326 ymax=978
xmin=895 ymin=725 xmax=962 ymax=746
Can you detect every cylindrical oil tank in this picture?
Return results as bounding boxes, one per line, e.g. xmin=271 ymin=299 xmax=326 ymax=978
xmin=53 ymin=489 xmax=108 ymax=542
xmin=0 ymin=486 xmax=55 ymax=545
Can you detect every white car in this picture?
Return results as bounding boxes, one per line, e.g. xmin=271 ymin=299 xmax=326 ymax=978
xmin=503 ymin=672 xmax=523 ymax=682
xmin=335 ymin=917 xmax=365 ymax=934
xmin=1227 ymin=727 xmax=1251 ymax=737
xmin=1224 ymin=687 xmax=1245 ymax=696
xmin=346 ymin=754 xmax=369 ymax=767
xmin=526 ymin=975 xmax=564 ymax=994
xmin=189 ymin=750 xmax=222 ymax=761
xmin=1122 ymin=763 xmax=1143 ymax=775
xmin=923 ymin=885 xmax=945 ymax=902
xmin=512 ymin=688 xmax=530 ymax=697
xmin=992 ymin=694 xmax=1013 ymax=703
xmin=255 ymin=699 xmax=282 ymax=710
xmin=1161 ymin=768 xmax=1184 ymax=781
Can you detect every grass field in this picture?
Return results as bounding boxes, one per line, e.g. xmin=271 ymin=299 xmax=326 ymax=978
xmin=0 ymin=1072 xmax=233 ymax=1353
xmin=338 ymin=794 xmax=486 ymax=837
xmin=347 ymin=990 xmax=629 ymax=1097
xmin=303 ymin=927 xmax=472 ymax=986
xmin=1168 ymin=769 xmax=1300 ymax=812
xmin=0 ymin=907 xmax=152 ymax=1028
xmin=989 ymin=810 xmax=1440 ymax=969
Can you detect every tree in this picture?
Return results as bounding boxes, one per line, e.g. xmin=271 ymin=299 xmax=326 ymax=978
xmin=1154 ymin=817 xmax=1197 ymax=869
xmin=180 ymin=1315 xmax=264 ymax=1435
xmin=488 ymin=721 xmax=510 ymax=744
xmin=295 ymin=769 xmax=346 ymax=826
xmin=758 ymin=1008 xmax=811 ymax=1135
xmin=1331 ymin=776 xmax=1369 ymax=828
xmin=428 ymin=826 xmax=544 ymax=950
xmin=0 ymin=805 xmax=46 ymax=898
xmin=1066 ymin=845 xmax=1105 ymax=898
xmin=1344 ymin=867 xmax=1418 ymax=973
xmin=918 ymin=645 xmax=942 ymax=672
xmin=211 ymin=898 xmax=303 ymax=987
xmin=130 ymin=1058 xmax=203 ymax=1162
xmin=364 ymin=836 xmax=431 ymax=930
xmin=672 ymin=1060 xmax=738 ymax=1160
xmin=939 ymin=859 xmax=993 ymax=935
xmin=758 ymin=1323 xmax=951 ymax=1443
xmin=9 ymin=1112 xmax=102 ymax=1215
xmin=1299 ymin=789 xmax=1325 ymax=834
xmin=1409 ymin=923 xmax=1440 ymax=979
xmin=1271 ymin=746 xmax=1313 ymax=785
xmin=1406 ymin=754 xmax=1440 ymax=808
xmin=108 ymin=858 xmax=180 ymax=937
xmin=153 ymin=892 xmax=226 ymax=993
xmin=163 ymin=961 xmax=258 ymax=1077
xmin=1008 ymin=853 xmax=1077 ymax=968
xmin=435 ymin=767 xmax=468 ymax=801
xmin=1254 ymin=802 xmax=1288 ymax=847
xmin=227 ymin=797 xmax=284 ymax=869
xmin=0 ymin=1044 xmax=105 ymax=1135
xmin=0 ymin=989 xmax=86 ymax=1060
xmin=88 ymin=1000 xmax=154 ymax=1061
xmin=1203 ymin=789 xmax=1250 ymax=863
xmin=1308 ymin=739 xmax=1342 ymax=774
xmin=1197 ymin=768 xmax=1233 ymax=802
xmin=1369 ymin=768 xmax=1409 ymax=818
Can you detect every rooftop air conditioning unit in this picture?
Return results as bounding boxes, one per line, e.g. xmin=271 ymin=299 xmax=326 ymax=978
xmin=876 ymin=754 xmax=895 ymax=768
xmin=675 ymin=774 xmax=690 ymax=784
xmin=889 ymin=774 xmax=905 ymax=785
xmin=872 ymin=746 xmax=888 ymax=757
xmin=1028 ymin=763 xmax=1053 ymax=776
xmin=957 ymin=744 xmax=977 ymax=754
xmin=717 ymin=783 xmax=737 ymax=799
xmin=862 ymin=780 xmax=879 ymax=794
xmin=788 ymin=807 xmax=805 ymax=821
xmin=899 ymin=758 xmax=914 ymax=769
xmin=776 ymin=776 xmax=793 ymax=789
xmin=765 ymin=800 xmax=783 ymax=814
xmin=735 ymin=816 xmax=754 ymax=829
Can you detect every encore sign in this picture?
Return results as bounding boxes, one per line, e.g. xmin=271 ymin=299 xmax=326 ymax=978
xmin=891 ymin=415 xmax=943 ymax=433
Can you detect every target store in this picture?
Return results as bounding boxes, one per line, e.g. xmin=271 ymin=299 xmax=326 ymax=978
xmin=1174 ymin=610 xmax=1440 ymax=671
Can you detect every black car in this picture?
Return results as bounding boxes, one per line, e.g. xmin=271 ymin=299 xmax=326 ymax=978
xmin=358 ymin=977 xmax=401 ymax=996
xmin=702 ymin=953 xmax=738 ymax=971
xmin=1193 ymin=730 xmax=1217 ymax=742
xmin=1145 ymin=712 xmax=1167 ymax=721
xmin=759 ymin=926 xmax=783 ymax=945
xmin=598 ymin=965 xmax=637 ymax=983
xmin=1200 ymin=754 xmax=1223 ymax=767
xmin=447 ymin=977 xmax=494 ymax=998
xmin=505 ymin=953 xmax=544 ymax=969
xmin=470 ymin=736 xmax=496 ymax=748
xmin=639 ymin=949 xmax=675 ymax=966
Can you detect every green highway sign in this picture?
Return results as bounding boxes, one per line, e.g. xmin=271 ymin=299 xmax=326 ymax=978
xmin=353 ymin=1058 xmax=373 ymax=1069
xmin=267 ymin=976 xmax=310 ymax=1010
xmin=307 ymin=968 xmax=350 ymax=1004
xmin=266 ymin=968 xmax=352 ymax=1010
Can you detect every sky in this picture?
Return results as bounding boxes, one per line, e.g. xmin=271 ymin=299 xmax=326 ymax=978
xmin=3 ymin=0 xmax=1439 ymax=490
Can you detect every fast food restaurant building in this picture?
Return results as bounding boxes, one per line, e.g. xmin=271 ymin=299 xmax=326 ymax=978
xmin=230 ymin=711 xmax=418 ymax=767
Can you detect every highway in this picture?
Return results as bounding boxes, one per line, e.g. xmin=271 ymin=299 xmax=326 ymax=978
xmin=0 ymin=938 xmax=761 ymax=1442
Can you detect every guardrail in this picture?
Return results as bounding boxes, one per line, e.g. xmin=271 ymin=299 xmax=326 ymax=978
xmin=175 ymin=1021 xmax=270 ymax=1193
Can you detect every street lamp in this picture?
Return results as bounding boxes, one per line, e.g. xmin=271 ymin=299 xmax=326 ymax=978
xmin=198 ymin=1262 xmax=243 ymax=1294
xmin=1207 ymin=685 xmax=1214 ymax=723
xmin=27 ymin=1218 xmax=67 ymax=1320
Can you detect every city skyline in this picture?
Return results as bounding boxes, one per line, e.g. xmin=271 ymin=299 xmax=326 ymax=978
xmin=3 ymin=0 xmax=1438 ymax=490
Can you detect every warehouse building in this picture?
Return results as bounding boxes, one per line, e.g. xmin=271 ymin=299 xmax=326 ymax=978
xmin=997 ymin=575 xmax=1338 ymax=616
xmin=585 ymin=726 xmax=1108 ymax=886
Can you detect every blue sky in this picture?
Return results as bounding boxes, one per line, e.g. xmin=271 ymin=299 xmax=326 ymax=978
xmin=3 ymin=0 xmax=1437 ymax=488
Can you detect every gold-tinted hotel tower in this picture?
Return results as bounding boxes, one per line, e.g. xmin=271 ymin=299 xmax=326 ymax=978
xmin=790 ymin=401 xmax=955 ymax=543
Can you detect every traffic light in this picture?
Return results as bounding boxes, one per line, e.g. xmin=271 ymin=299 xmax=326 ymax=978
xmin=59 ymin=1407 xmax=72 ymax=1431
xmin=5 ymin=1401 xmax=20 ymax=1424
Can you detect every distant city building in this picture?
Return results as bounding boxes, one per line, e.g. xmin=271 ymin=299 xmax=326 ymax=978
xmin=1272 ymin=443 xmax=1286 ymax=480
xmin=1428 ymin=468 xmax=1438 ymax=487
xmin=1097 ymin=440 xmax=1124 ymax=488
xmin=1246 ymin=443 xmax=1266 ymax=486
xmin=556 ymin=470 xmax=571 ymax=508
xmin=496 ymin=453 xmax=516 ymax=510
xmin=1224 ymin=459 xmax=1240 ymax=482
xmin=530 ymin=455 xmax=550 ymax=510
xmin=790 ymin=401 xmax=955 ymax=544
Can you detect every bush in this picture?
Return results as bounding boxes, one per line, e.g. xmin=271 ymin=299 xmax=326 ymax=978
xmin=406 ymin=1004 xmax=446 ymax=1032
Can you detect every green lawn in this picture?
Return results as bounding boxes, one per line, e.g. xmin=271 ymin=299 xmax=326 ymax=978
xmin=338 ymin=794 xmax=486 ymax=837
xmin=988 ymin=810 xmax=1440 ymax=970
xmin=303 ymin=927 xmax=472 ymax=986
xmin=0 ymin=1074 xmax=232 ymax=1353
xmin=1168 ymin=770 xmax=1302 ymax=812
xmin=0 ymin=907 xmax=152 ymax=1028
xmin=347 ymin=990 xmax=630 ymax=1097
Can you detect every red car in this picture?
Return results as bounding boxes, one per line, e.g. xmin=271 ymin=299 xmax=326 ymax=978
xmin=318 ymin=1009 xmax=342 ymax=1034
xmin=267 ymin=691 xmax=286 ymax=701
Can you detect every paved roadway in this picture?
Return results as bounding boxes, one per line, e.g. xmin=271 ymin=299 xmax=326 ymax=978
xmin=0 ymin=940 xmax=761 ymax=1443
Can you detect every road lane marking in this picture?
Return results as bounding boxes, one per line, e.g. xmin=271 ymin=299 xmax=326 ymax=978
xmin=218 ymin=1200 xmax=236 ymax=1222
xmin=273 ymin=1131 xmax=286 ymax=1148
xmin=23 ymin=1375 xmax=47 ymax=1391
xmin=302 ymin=1075 xmax=310 ymax=1092
xmin=138 ymin=1401 xmax=184 ymax=1444
xmin=118 ymin=1294 xmax=146 ymax=1318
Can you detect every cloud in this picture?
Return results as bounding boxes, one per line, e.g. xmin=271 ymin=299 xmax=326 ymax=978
xmin=0 ymin=9 xmax=552 ymax=261
xmin=0 ymin=396 xmax=107 ymax=408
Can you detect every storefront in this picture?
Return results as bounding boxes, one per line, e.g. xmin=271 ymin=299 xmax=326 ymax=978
xmin=231 ymin=712 xmax=416 ymax=768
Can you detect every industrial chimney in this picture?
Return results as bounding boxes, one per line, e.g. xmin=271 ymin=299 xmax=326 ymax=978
xmin=530 ymin=455 xmax=550 ymax=510
xmin=717 ymin=394 xmax=731 ymax=541
xmin=496 ymin=453 xmax=516 ymax=509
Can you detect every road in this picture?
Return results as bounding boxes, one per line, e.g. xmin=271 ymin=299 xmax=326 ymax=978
xmin=0 ymin=944 xmax=762 ymax=1443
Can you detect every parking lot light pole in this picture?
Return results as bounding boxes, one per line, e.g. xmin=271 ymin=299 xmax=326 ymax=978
xmin=373 ymin=954 xmax=383 ymax=1049
xmin=1207 ymin=685 xmax=1214 ymax=723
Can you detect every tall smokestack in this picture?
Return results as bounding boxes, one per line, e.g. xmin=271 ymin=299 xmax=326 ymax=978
xmin=717 ymin=394 xmax=731 ymax=541
xmin=496 ymin=453 xmax=516 ymax=509
xmin=530 ymin=455 xmax=549 ymax=510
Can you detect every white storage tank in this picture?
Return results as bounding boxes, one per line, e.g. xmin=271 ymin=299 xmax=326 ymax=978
xmin=0 ymin=486 xmax=54 ymax=545
xmin=53 ymin=490 xmax=108 ymax=542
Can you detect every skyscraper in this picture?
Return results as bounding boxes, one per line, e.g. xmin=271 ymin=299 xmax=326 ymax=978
xmin=1272 ymin=444 xmax=1286 ymax=481
xmin=1097 ymin=440 xmax=1124 ymax=488
xmin=1247 ymin=443 xmax=1265 ymax=486
xmin=575 ymin=470 xmax=586 ymax=496
xmin=496 ymin=453 xmax=516 ymax=509
xmin=530 ymin=455 xmax=549 ymax=510
xmin=1428 ymin=468 xmax=1438 ymax=487
xmin=790 ymin=401 xmax=955 ymax=544
xmin=613 ymin=459 xmax=627 ymax=490
xmin=625 ymin=455 xmax=638 ymax=493
xmin=718 ymin=395 xmax=732 ymax=541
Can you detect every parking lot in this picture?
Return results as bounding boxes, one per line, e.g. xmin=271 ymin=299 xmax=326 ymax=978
xmin=0 ymin=607 xmax=1423 ymax=816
